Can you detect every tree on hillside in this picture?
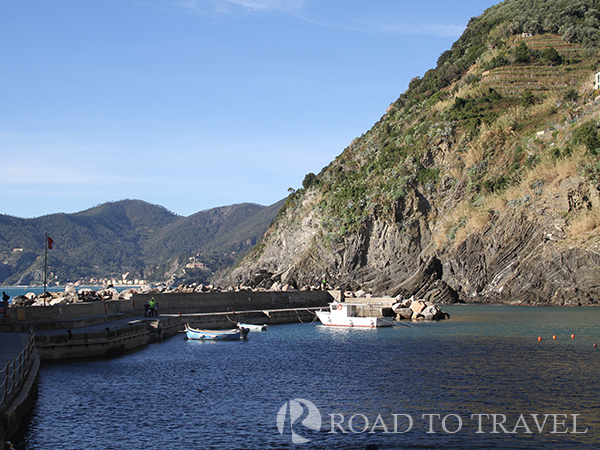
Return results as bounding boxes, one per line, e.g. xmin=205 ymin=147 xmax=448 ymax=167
xmin=521 ymin=90 xmax=537 ymax=107
xmin=574 ymin=120 xmax=600 ymax=154
xmin=302 ymin=172 xmax=318 ymax=189
xmin=543 ymin=46 xmax=563 ymax=65
xmin=515 ymin=42 xmax=531 ymax=63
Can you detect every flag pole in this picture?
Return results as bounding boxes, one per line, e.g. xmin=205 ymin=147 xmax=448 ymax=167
xmin=44 ymin=232 xmax=48 ymax=305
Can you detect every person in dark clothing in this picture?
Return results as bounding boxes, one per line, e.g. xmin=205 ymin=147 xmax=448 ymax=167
xmin=2 ymin=291 xmax=9 ymax=321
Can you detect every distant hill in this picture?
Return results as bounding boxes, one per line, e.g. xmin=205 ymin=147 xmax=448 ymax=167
xmin=0 ymin=199 xmax=284 ymax=286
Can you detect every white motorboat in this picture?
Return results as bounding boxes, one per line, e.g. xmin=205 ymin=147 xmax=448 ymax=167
xmin=237 ymin=322 xmax=268 ymax=331
xmin=316 ymin=302 xmax=393 ymax=328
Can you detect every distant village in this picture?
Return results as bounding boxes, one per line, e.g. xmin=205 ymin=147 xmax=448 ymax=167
xmin=38 ymin=255 xmax=210 ymax=288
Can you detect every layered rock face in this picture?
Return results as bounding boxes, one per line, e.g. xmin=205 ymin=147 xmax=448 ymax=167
xmin=223 ymin=172 xmax=600 ymax=306
xmin=443 ymin=177 xmax=600 ymax=305
xmin=226 ymin=177 xmax=600 ymax=305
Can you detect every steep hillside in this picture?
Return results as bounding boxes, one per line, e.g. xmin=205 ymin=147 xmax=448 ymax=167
xmin=0 ymin=199 xmax=283 ymax=285
xmin=221 ymin=0 xmax=600 ymax=305
xmin=145 ymin=201 xmax=284 ymax=259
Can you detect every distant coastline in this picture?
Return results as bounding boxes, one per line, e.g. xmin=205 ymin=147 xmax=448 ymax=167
xmin=1 ymin=285 xmax=139 ymax=302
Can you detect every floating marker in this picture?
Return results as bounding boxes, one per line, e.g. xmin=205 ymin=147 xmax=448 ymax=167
xmin=594 ymin=343 xmax=597 ymax=348
xmin=571 ymin=334 xmax=575 ymax=339
xmin=553 ymin=335 xmax=556 ymax=340
xmin=538 ymin=336 xmax=542 ymax=341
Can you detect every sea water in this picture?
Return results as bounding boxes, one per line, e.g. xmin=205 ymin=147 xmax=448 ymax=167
xmin=11 ymin=304 xmax=600 ymax=449
xmin=1 ymin=286 xmax=135 ymax=301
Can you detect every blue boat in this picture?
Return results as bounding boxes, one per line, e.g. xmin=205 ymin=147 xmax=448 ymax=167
xmin=185 ymin=324 xmax=249 ymax=340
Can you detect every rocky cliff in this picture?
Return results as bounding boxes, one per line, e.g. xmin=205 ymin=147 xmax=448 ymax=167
xmin=218 ymin=0 xmax=600 ymax=305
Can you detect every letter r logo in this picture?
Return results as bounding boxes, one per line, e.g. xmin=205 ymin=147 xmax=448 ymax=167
xmin=277 ymin=398 xmax=322 ymax=444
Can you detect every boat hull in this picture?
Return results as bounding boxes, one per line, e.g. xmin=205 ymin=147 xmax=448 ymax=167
xmin=185 ymin=325 xmax=249 ymax=340
xmin=316 ymin=311 xmax=393 ymax=328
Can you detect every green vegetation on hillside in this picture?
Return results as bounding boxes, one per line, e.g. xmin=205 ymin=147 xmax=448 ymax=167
xmin=0 ymin=199 xmax=283 ymax=285
xmin=277 ymin=0 xmax=600 ymax=247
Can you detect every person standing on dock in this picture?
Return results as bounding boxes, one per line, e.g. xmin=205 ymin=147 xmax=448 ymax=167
xmin=2 ymin=291 xmax=9 ymax=322
xmin=149 ymin=297 xmax=157 ymax=317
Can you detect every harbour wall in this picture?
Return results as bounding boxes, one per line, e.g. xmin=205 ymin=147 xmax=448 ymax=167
xmin=0 ymin=334 xmax=39 ymax=450
xmin=2 ymin=290 xmax=336 ymax=331
xmin=132 ymin=290 xmax=335 ymax=314
xmin=35 ymin=323 xmax=151 ymax=361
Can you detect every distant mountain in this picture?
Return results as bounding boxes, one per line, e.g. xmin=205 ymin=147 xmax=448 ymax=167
xmin=0 ymin=199 xmax=284 ymax=286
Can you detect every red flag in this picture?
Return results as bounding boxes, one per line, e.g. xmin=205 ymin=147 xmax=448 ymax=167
xmin=47 ymin=236 xmax=54 ymax=250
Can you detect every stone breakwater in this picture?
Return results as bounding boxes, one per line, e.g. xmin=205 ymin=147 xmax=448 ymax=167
xmin=392 ymin=297 xmax=450 ymax=321
xmin=10 ymin=282 xmax=359 ymax=308
xmin=11 ymin=286 xmax=137 ymax=307
xmin=342 ymin=293 xmax=451 ymax=322
xmin=9 ymin=284 xmax=451 ymax=323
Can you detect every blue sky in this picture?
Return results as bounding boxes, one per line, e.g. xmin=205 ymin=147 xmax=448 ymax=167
xmin=1 ymin=0 xmax=498 ymax=218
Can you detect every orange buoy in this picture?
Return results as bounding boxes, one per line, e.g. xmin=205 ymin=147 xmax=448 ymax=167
xmin=553 ymin=335 xmax=556 ymax=340
xmin=538 ymin=336 xmax=542 ymax=341
xmin=571 ymin=334 xmax=575 ymax=339
xmin=594 ymin=343 xmax=598 ymax=348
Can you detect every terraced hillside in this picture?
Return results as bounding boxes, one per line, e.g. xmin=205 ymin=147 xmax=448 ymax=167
xmin=479 ymin=34 xmax=593 ymax=96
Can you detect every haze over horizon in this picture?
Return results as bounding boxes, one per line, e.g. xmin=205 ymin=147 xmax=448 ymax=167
xmin=2 ymin=0 xmax=498 ymax=219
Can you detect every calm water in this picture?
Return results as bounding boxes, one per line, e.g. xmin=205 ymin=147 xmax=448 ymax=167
xmin=11 ymin=305 xmax=600 ymax=449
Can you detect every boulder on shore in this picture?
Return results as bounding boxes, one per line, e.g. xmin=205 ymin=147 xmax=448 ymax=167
xmin=392 ymin=297 xmax=450 ymax=321
xmin=394 ymin=307 xmax=413 ymax=320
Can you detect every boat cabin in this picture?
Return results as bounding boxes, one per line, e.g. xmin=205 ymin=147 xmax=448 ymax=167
xmin=330 ymin=302 xmax=357 ymax=317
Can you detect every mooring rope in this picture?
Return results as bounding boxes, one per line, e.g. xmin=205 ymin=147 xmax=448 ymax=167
xmin=388 ymin=319 xmax=415 ymax=328
xmin=226 ymin=314 xmax=239 ymax=324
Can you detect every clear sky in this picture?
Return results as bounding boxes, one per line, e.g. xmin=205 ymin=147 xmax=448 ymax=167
xmin=1 ymin=0 xmax=499 ymax=218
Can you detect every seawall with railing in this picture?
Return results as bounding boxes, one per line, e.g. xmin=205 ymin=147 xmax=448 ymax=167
xmin=0 ymin=332 xmax=39 ymax=450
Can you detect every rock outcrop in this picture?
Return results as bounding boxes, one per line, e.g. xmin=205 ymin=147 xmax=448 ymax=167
xmin=217 ymin=4 xmax=600 ymax=306
xmin=443 ymin=190 xmax=600 ymax=305
xmin=222 ymin=172 xmax=600 ymax=305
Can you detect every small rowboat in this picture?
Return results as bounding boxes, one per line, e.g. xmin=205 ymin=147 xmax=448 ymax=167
xmin=185 ymin=324 xmax=249 ymax=340
xmin=237 ymin=322 xmax=268 ymax=332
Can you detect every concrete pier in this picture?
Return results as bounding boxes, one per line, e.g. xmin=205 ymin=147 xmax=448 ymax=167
xmin=1 ymin=289 xmax=333 ymax=331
